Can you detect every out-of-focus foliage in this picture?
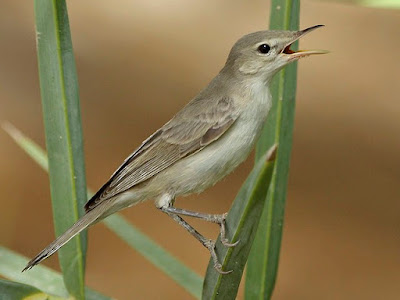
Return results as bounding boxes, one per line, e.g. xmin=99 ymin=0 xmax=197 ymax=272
xmin=317 ymin=0 xmax=400 ymax=9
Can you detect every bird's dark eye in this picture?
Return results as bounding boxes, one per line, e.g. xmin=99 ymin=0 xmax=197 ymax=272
xmin=257 ymin=44 xmax=271 ymax=54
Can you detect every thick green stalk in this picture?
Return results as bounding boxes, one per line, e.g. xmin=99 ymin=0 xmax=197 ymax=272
xmin=34 ymin=1 xmax=87 ymax=299
xmin=245 ymin=0 xmax=300 ymax=299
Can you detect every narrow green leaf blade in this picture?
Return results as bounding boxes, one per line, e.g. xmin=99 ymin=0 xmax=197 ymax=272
xmin=3 ymin=125 xmax=203 ymax=298
xmin=0 ymin=246 xmax=110 ymax=300
xmin=104 ymin=215 xmax=203 ymax=299
xmin=245 ymin=1 xmax=300 ymax=299
xmin=202 ymin=146 xmax=277 ymax=300
xmin=0 ymin=279 xmax=63 ymax=300
xmin=33 ymin=1 xmax=87 ymax=298
xmin=2 ymin=122 xmax=48 ymax=170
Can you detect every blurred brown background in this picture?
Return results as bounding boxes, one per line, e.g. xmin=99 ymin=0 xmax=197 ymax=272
xmin=1 ymin=0 xmax=399 ymax=299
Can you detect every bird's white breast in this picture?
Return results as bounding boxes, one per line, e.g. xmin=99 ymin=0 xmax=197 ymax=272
xmin=152 ymin=82 xmax=272 ymax=201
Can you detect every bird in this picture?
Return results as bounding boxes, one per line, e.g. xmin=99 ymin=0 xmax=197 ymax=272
xmin=23 ymin=25 xmax=326 ymax=274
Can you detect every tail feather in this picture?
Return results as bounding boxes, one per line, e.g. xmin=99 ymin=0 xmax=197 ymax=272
xmin=22 ymin=200 xmax=112 ymax=272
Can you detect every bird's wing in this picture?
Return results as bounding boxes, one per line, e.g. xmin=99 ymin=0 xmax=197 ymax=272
xmin=85 ymin=96 xmax=238 ymax=211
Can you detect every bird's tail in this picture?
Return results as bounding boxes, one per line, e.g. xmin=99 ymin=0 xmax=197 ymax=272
xmin=22 ymin=199 xmax=112 ymax=272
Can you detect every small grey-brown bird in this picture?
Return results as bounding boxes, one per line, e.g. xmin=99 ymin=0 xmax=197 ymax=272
xmin=24 ymin=25 xmax=326 ymax=274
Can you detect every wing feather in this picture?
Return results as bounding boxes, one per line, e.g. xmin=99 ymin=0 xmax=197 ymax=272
xmin=85 ymin=96 xmax=238 ymax=211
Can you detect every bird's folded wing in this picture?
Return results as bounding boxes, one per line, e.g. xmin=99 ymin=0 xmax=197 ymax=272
xmin=85 ymin=96 xmax=238 ymax=211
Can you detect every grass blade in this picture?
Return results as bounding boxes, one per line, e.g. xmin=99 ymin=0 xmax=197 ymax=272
xmin=202 ymin=145 xmax=277 ymax=300
xmin=0 ymin=278 xmax=63 ymax=300
xmin=0 ymin=247 xmax=110 ymax=300
xmin=245 ymin=0 xmax=300 ymax=299
xmin=104 ymin=215 xmax=203 ymax=298
xmin=0 ymin=246 xmax=68 ymax=298
xmin=2 ymin=122 xmax=48 ymax=170
xmin=3 ymin=124 xmax=203 ymax=299
xmin=33 ymin=1 xmax=87 ymax=298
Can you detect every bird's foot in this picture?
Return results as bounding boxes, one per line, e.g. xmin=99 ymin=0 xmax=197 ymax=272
xmin=214 ymin=213 xmax=240 ymax=248
xmin=204 ymin=239 xmax=233 ymax=274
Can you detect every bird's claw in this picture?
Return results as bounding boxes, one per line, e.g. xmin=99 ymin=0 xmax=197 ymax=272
xmin=221 ymin=238 xmax=240 ymax=248
xmin=205 ymin=239 xmax=233 ymax=275
xmin=214 ymin=263 xmax=233 ymax=275
xmin=218 ymin=212 xmax=240 ymax=248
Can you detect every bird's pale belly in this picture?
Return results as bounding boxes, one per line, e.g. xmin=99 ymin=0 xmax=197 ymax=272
xmin=151 ymin=94 xmax=271 ymax=200
xmin=114 ymin=89 xmax=271 ymax=211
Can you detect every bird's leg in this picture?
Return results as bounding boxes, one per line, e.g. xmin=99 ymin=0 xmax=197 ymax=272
xmin=160 ymin=207 xmax=232 ymax=274
xmin=161 ymin=206 xmax=239 ymax=247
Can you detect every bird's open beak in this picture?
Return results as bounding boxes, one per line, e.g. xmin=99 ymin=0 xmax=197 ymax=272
xmin=281 ymin=25 xmax=328 ymax=60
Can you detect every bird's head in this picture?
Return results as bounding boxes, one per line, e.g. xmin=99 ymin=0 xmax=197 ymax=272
xmin=224 ymin=25 xmax=327 ymax=82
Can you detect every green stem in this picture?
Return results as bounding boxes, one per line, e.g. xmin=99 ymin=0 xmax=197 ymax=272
xmin=245 ymin=0 xmax=300 ymax=299
xmin=34 ymin=1 xmax=87 ymax=298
